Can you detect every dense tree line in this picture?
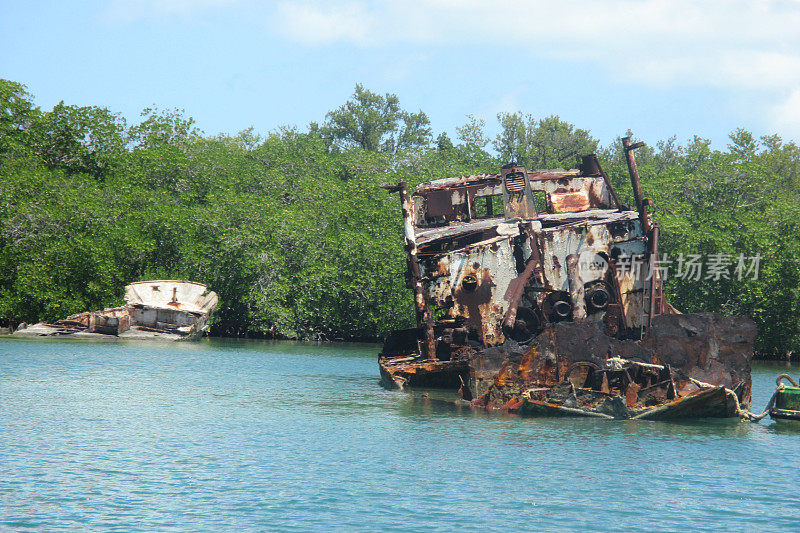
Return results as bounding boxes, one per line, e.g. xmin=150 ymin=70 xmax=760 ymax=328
xmin=1 ymin=79 xmax=798 ymax=357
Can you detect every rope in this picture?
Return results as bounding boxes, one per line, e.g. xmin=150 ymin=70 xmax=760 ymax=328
xmin=738 ymin=390 xmax=778 ymax=423
xmin=776 ymin=374 xmax=799 ymax=387
xmin=741 ymin=375 xmax=798 ymax=422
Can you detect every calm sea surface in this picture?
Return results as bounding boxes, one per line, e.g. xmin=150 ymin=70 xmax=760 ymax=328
xmin=1 ymin=337 xmax=799 ymax=532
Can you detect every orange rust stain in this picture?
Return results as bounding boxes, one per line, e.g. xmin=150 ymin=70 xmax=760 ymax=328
xmin=470 ymin=393 xmax=489 ymax=408
xmin=518 ymin=347 xmax=539 ymax=382
xmin=453 ymin=266 xmax=499 ymax=345
xmin=501 ymin=396 xmax=524 ymax=411
xmin=434 ymin=258 xmax=450 ymax=278
xmin=495 ymin=365 xmax=514 ymax=387
xmin=550 ymin=191 xmax=591 ymax=213
xmin=626 ymin=383 xmax=641 ymax=407
xmin=529 ymin=171 xmax=577 ymax=181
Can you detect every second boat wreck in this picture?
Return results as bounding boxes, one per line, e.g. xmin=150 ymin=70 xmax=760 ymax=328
xmin=380 ymin=138 xmax=756 ymax=421
xmin=14 ymin=280 xmax=218 ymax=341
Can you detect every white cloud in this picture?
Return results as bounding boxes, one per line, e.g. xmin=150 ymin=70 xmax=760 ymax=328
xmin=275 ymin=2 xmax=376 ymax=45
xmin=771 ymin=89 xmax=800 ymax=139
xmin=274 ymin=0 xmax=800 ymax=92
xmin=103 ymin=0 xmax=237 ymax=22
xmin=480 ymin=89 xmax=523 ymax=120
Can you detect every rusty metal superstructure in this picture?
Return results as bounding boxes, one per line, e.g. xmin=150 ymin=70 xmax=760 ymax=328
xmin=380 ymin=139 xmax=756 ymax=420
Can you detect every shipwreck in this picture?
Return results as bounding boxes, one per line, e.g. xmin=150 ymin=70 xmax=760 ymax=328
xmin=380 ymin=138 xmax=756 ymax=421
xmin=13 ymin=280 xmax=218 ymax=341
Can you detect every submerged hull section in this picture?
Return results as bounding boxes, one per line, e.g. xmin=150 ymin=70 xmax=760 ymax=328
xmin=381 ymin=313 xmax=755 ymax=420
xmin=379 ymin=356 xmax=469 ymax=390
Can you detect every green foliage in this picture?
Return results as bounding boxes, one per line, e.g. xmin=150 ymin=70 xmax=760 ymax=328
xmin=494 ymin=112 xmax=599 ymax=168
xmin=456 ymin=114 xmax=490 ymax=149
xmin=321 ymin=84 xmax=432 ymax=153
xmin=0 ymin=79 xmax=38 ymax=161
xmin=29 ymin=102 xmax=127 ymax=180
xmin=0 ymin=80 xmax=798 ymax=355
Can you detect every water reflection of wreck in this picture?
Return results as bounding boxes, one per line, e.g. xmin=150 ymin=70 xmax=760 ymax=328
xmin=13 ymin=280 xmax=218 ymax=341
xmin=380 ymin=138 xmax=756 ymax=420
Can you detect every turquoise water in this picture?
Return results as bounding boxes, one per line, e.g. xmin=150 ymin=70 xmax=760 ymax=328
xmin=1 ymin=337 xmax=798 ymax=532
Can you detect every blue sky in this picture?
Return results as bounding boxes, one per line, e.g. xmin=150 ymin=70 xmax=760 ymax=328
xmin=3 ymin=0 xmax=800 ymax=150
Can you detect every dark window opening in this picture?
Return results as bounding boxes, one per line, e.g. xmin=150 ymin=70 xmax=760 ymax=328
xmin=473 ymin=195 xmax=504 ymax=219
xmin=532 ymin=191 xmax=548 ymax=213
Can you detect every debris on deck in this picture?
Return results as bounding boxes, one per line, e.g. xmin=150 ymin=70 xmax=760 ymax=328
xmin=13 ymin=280 xmax=218 ymax=341
xmin=380 ymin=139 xmax=756 ymax=420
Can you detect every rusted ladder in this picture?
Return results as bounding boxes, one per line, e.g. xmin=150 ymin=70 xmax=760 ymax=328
xmin=641 ymin=265 xmax=664 ymax=339
xmin=640 ymin=223 xmax=664 ymax=339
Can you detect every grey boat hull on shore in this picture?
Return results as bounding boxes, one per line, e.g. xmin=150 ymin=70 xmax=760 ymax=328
xmin=11 ymin=280 xmax=218 ymax=341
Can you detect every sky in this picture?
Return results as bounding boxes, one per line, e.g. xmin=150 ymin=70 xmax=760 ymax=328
xmin=3 ymin=0 xmax=800 ymax=150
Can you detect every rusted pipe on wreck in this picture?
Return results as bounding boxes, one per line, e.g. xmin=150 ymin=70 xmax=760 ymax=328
xmin=605 ymin=257 xmax=628 ymax=334
xmin=648 ymin=222 xmax=661 ymax=327
xmin=622 ymin=137 xmax=651 ymax=234
xmin=503 ymin=257 xmax=539 ymax=330
xmin=395 ymin=180 xmax=437 ymax=359
xmin=566 ymin=254 xmax=587 ymax=321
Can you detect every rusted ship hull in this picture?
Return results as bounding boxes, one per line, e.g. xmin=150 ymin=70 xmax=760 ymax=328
xmin=381 ymin=313 xmax=755 ymax=420
xmin=379 ymin=355 xmax=468 ymax=390
xmin=515 ymin=386 xmax=736 ymax=420
xmin=380 ymin=144 xmax=756 ymax=421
